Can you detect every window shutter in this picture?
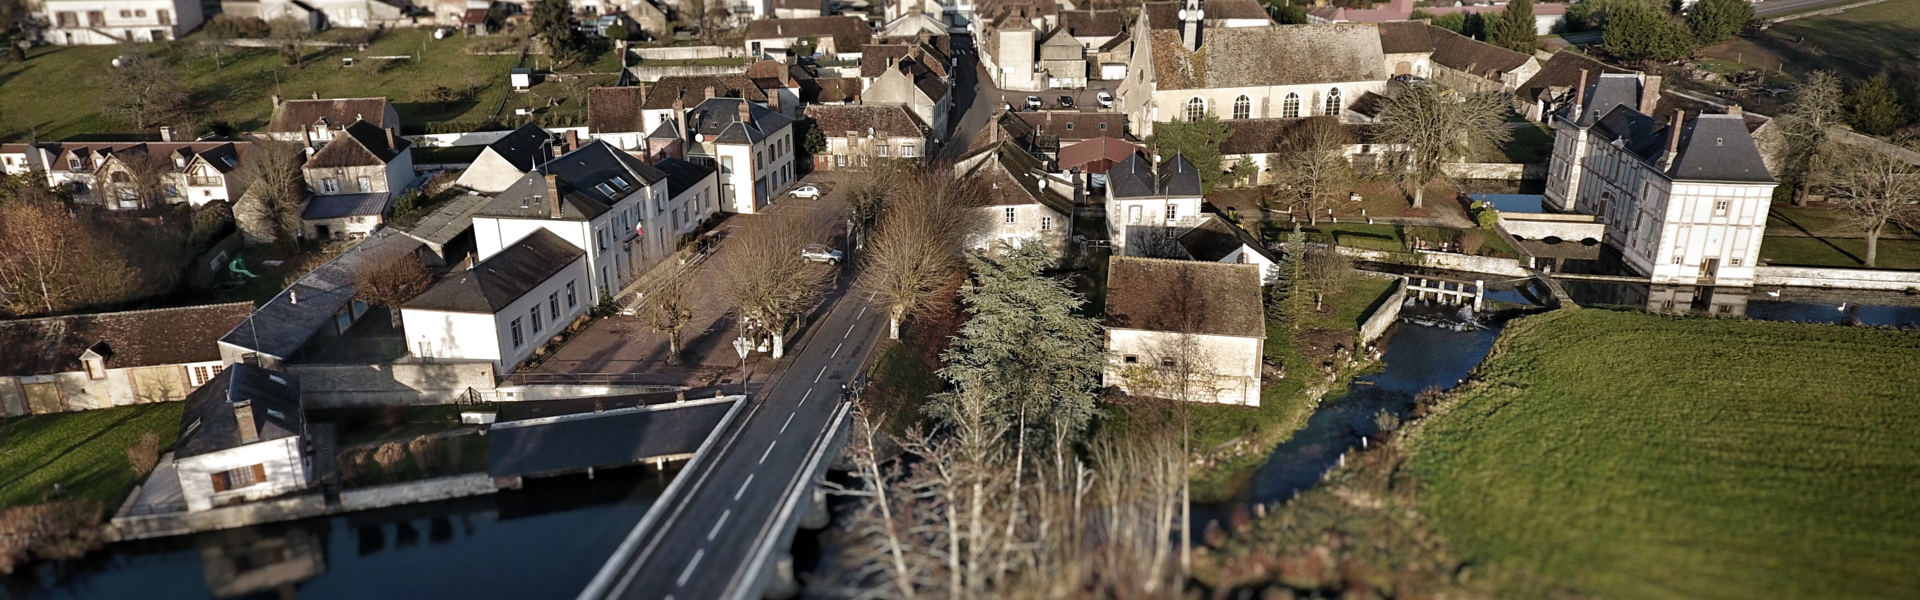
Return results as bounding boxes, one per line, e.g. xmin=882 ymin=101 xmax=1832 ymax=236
xmin=210 ymin=472 xmax=229 ymax=492
xmin=251 ymin=464 xmax=267 ymax=484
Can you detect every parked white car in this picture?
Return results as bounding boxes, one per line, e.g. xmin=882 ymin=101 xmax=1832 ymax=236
xmin=801 ymin=243 xmax=843 ymax=264
xmin=791 ymin=184 xmax=822 ymax=198
xmin=1025 ymin=96 xmax=1042 ymax=110
xmin=1096 ymin=91 xmax=1114 ymax=108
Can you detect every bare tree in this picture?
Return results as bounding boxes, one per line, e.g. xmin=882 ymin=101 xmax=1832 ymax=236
xmin=125 ymin=430 xmax=160 ymax=477
xmin=637 ymin=266 xmax=696 ymax=364
xmin=0 ymin=202 xmax=141 ymax=316
xmin=97 ymin=47 xmax=188 ymax=130
xmin=232 ymin=137 xmax=306 ymax=249
xmin=354 ymin=247 xmax=432 ymax=328
xmin=1822 ymin=145 xmax=1920 ymax=268
xmin=1130 ymin=226 xmax=1189 ymax=259
xmin=721 ymin=213 xmax=835 ymax=358
xmin=97 ymin=149 xmax=172 ymax=210
xmin=1268 ymin=116 xmax=1353 ymax=224
xmin=1773 ymin=71 xmax=1847 ymax=206
xmin=1374 ymin=86 xmax=1512 ymax=208
xmin=269 ymin=17 xmax=314 ymax=68
xmin=1301 ymin=248 xmax=1354 ymax=311
xmin=856 ymin=169 xmax=988 ymax=340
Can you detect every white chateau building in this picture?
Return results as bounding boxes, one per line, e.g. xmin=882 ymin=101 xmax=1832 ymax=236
xmin=1546 ymin=73 xmax=1778 ymax=287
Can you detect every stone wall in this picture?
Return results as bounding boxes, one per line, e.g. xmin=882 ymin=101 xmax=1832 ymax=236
xmin=1358 ymin=277 xmax=1408 ymax=344
xmin=635 ymin=45 xmax=745 ymax=60
xmin=1334 ymin=246 xmax=1531 ymax=277
xmin=630 ymin=64 xmax=750 ymax=82
xmin=107 ymin=495 xmax=327 ymax=542
xmin=1441 ymin=162 xmax=1548 ymax=180
xmin=1754 ymin=266 xmax=1920 ymax=291
xmin=1499 ymin=213 xmax=1606 ymax=243
xmin=339 ymin=474 xmax=496 ymax=511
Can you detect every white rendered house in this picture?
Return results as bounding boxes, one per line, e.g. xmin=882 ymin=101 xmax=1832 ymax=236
xmin=401 ymin=229 xmax=591 ymax=373
xmin=470 ymin=140 xmax=669 ymax=300
xmin=1106 ymin=153 xmax=1203 ymax=256
xmin=42 ymin=0 xmax=202 ymax=44
xmin=173 ymin=364 xmax=310 ymax=512
xmin=1104 ymin=257 xmax=1266 ymax=406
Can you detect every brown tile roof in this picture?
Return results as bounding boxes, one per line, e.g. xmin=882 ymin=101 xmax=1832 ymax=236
xmin=638 ymin=75 xmax=769 ymax=111
xmin=1057 ymin=136 xmax=1143 ymax=169
xmin=1375 ymin=21 xmax=1434 ymax=54
xmin=0 ymin=303 xmax=255 ymax=376
xmin=36 ymin=142 xmax=251 ymax=174
xmin=1204 ymin=0 xmax=1271 ymax=21
xmin=306 ymin=120 xmax=409 ymax=168
xmin=963 ymin=141 xmax=1074 ymax=213
xmin=862 ymin=44 xmax=912 ymax=78
xmin=804 ymin=104 xmax=927 ymax=139
xmin=1015 ymin=111 xmax=1128 ymax=143
xmin=1517 ymin=50 xmax=1630 ymax=105
xmin=745 ymin=16 xmax=873 ymax=48
xmin=747 ymin=59 xmax=790 ymax=89
xmin=802 ymin=77 xmax=863 ymax=103
xmin=1176 ymin=25 xmax=1387 ymax=90
xmin=1427 ymin=24 xmax=1532 ymax=77
xmin=1149 ymin=29 xmax=1195 ymax=90
xmin=267 ymin=97 xmax=395 ymax=132
xmin=1105 ymin=256 xmax=1265 ymax=338
xmin=589 ymin=86 xmax=649 ymax=133
xmin=1142 ymin=1 xmax=1178 ymax=29
xmin=1060 ymin=10 xmax=1125 ymax=38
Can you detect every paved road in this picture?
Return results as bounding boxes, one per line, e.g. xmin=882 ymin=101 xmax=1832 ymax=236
xmin=942 ymin=33 xmax=993 ymax=161
xmin=590 ymin=266 xmax=887 ymax=600
xmin=1754 ymin=0 xmax=1866 ymax=17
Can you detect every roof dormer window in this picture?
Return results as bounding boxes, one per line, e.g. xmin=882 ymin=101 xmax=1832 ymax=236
xmin=80 ymin=345 xmax=108 ymax=380
xmin=223 ymin=156 xmax=237 ymax=167
xmin=174 ymin=155 xmax=186 ymax=168
xmin=596 ymin=182 xmax=616 ymax=195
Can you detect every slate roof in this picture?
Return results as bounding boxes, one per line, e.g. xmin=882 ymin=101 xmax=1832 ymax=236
xmin=589 ymin=86 xmax=650 ymax=134
xmin=267 ymin=97 xmax=395 ymax=132
xmin=1427 ymin=25 xmax=1532 ymax=77
xmin=1158 ymin=154 xmax=1201 ymax=196
xmin=1104 ymin=256 xmax=1265 ymax=338
xmin=1575 ymin=73 xmax=1643 ymax=127
xmin=684 ymin=98 xmax=797 ymax=144
xmin=961 ymin=141 xmax=1074 ymax=214
xmin=476 ymin=140 xmax=668 ymax=221
xmin=1589 ymin=103 xmax=1667 ymax=163
xmin=655 ymin=156 xmax=717 ymax=198
xmin=487 ymin=398 xmax=737 ymax=479
xmin=1178 ymin=215 xmax=1276 ymax=263
xmin=300 ymin=191 xmax=391 ymax=219
xmin=175 ymin=364 xmax=303 ymax=459
xmin=1158 ymin=25 xmax=1387 ymax=91
xmin=404 ymin=229 xmax=586 ymax=314
xmin=1518 ymin=50 xmax=1630 ymax=106
xmin=218 ymin=229 xmax=424 ymax=360
xmin=1056 ymin=136 xmax=1143 ymax=169
xmin=805 ymin=104 xmax=926 ymax=138
xmin=1060 ymin=10 xmax=1125 ymax=37
xmin=1669 ymin=114 xmax=1775 ymax=184
xmin=305 ymin=120 xmax=409 ymax=168
xmin=0 ymin=303 xmax=253 ymax=376
xmin=484 ymin=123 xmax=560 ymax=172
xmin=1108 ymin=153 xmax=1202 ymax=198
xmin=396 ymin=191 xmax=492 ymax=247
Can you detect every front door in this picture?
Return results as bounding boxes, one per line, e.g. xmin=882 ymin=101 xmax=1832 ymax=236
xmin=316 ymin=224 xmax=332 ymax=239
xmin=1699 ymin=258 xmax=1719 ymax=281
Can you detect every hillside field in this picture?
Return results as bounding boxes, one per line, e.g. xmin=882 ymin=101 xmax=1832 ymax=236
xmin=1412 ymin=309 xmax=1920 ymax=599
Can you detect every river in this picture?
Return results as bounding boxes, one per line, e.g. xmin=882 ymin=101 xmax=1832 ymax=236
xmin=1 ymin=465 xmax=679 ymax=600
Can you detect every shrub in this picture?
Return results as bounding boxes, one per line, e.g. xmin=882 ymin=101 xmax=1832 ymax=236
xmin=393 ymin=189 xmax=422 ymax=217
xmin=407 ymin=437 xmax=438 ymax=475
xmin=189 ymin=200 xmax=234 ymax=247
xmin=1456 ymin=229 xmax=1486 ymax=255
xmin=373 ymin=442 xmax=405 ymax=474
xmin=605 ymin=24 xmax=630 ymax=41
xmin=205 ymin=15 xmax=271 ymax=39
xmin=124 ymin=430 xmax=160 ymax=478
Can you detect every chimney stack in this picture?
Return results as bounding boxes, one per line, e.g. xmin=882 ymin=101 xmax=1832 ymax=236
xmin=565 ymin=129 xmax=580 ymax=152
xmin=546 ymin=174 xmax=563 ymax=219
xmin=159 ymin=126 xmax=174 ymax=142
xmin=769 ymin=89 xmax=781 ymax=113
xmin=1640 ymin=74 xmax=1662 ymax=115
xmin=1574 ymin=69 xmax=1588 ymax=116
xmin=272 ymin=94 xmax=283 ymax=107
xmin=386 ymin=127 xmax=398 ymax=151
xmin=1663 ymin=110 xmax=1684 ymax=168
xmin=311 ymin=91 xmax=319 ymax=100
xmin=1726 ymin=105 xmax=1743 ymax=116
xmin=738 ymin=100 xmax=752 ymax=126
xmin=234 ymin=400 xmax=258 ymax=443
xmin=705 ymin=85 xmax=716 ymax=99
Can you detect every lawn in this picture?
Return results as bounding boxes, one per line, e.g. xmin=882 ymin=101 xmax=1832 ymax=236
xmin=0 ymin=29 xmax=620 ymax=140
xmin=0 ymin=404 xmax=184 ymax=506
xmin=1412 ymin=309 xmax=1920 ymax=600
xmin=1687 ymin=0 xmax=1920 ymax=111
xmin=1759 ymin=235 xmax=1920 ymax=270
xmin=1496 ymin=124 xmax=1553 ymax=164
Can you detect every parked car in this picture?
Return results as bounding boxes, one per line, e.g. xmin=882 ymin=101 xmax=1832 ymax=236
xmin=1058 ymin=95 xmax=1075 ymax=109
xmin=791 ymin=184 xmax=822 ymax=198
xmin=1026 ymin=96 xmax=1042 ymax=110
xmin=801 ymin=243 xmax=843 ymax=264
xmin=1096 ymin=91 xmax=1114 ymax=108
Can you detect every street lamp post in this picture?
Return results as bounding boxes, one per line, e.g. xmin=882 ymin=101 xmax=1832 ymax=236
xmin=733 ymin=336 xmax=752 ymax=397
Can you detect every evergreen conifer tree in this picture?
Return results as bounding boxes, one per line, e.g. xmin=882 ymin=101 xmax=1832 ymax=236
xmin=1491 ymin=0 xmax=1538 ymax=54
xmin=1846 ymin=73 xmax=1907 ymax=137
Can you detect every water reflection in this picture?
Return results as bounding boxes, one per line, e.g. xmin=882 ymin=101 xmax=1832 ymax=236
xmin=2 ymin=465 xmax=677 ymax=600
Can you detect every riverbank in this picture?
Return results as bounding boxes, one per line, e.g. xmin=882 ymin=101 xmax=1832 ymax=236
xmin=1200 ymin=308 xmax=1920 ymax=598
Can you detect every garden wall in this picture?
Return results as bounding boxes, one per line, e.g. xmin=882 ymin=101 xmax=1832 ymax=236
xmin=338 ymin=473 xmax=496 ymax=511
xmin=287 ymin=362 xmax=498 ymax=407
xmin=1754 ymin=266 xmax=1920 ymax=291
xmin=1441 ymin=162 xmax=1548 ymax=180
xmin=630 ymin=64 xmax=749 ymax=82
xmin=635 ymin=46 xmax=744 ymax=60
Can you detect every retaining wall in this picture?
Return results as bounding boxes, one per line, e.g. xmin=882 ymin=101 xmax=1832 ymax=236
xmin=1499 ymin=214 xmax=1606 ymax=242
xmin=1335 ymin=246 xmax=1531 ymax=277
xmin=629 ymin=64 xmax=749 ymax=82
xmin=1441 ymin=162 xmax=1547 ymax=180
xmin=339 ymin=474 xmax=497 ymax=511
xmin=1754 ymin=266 xmax=1920 ymax=291
xmin=635 ymin=46 xmax=743 ymax=60
xmin=107 ymin=495 xmax=326 ymax=542
xmin=1358 ymin=277 xmax=1408 ymax=344
xmin=287 ymin=362 xmax=498 ymax=407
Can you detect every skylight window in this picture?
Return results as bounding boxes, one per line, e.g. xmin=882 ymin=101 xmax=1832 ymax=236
xmin=596 ymin=183 xmax=617 ymax=195
xmin=610 ymin=176 xmax=630 ymax=189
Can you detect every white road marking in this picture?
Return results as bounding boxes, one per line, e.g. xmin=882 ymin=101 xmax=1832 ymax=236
xmin=676 ymin=550 xmax=704 ymax=586
xmin=707 ymin=510 xmax=731 ymax=541
xmin=844 ymin=323 xmax=857 ymax=338
xmin=831 ymin=343 xmax=843 ymax=357
xmin=734 ymin=474 xmax=754 ymax=501
xmin=858 ymin=304 xmax=870 ymax=317
xmin=782 ymin=412 xmax=796 ymax=433
xmin=815 ymin=365 xmax=828 ymax=382
xmin=760 ymin=440 xmax=777 ymax=464
xmin=800 ymin=388 xmax=812 ymax=406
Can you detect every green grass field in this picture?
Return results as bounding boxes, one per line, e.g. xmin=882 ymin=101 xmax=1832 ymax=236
xmin=1412 ymin=309 xmax=1920 ymax=599
xmin=1760 ymin=235 xmax=1920 ymax=270
xmin=0 ymin=29 xmax=620 ymax=140
xmin=0 ymin=404 xmax=183 ymax=506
